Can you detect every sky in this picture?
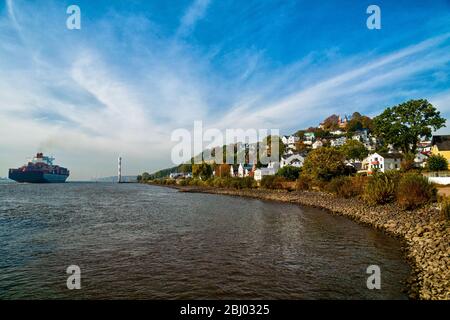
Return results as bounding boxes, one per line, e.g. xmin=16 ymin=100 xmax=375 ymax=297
xmin=0 ymin=0 xmax=449 ymax=180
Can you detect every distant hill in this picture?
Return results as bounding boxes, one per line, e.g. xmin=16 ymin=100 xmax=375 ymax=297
xmin=93 ymin=176 xmax=138 ymax=183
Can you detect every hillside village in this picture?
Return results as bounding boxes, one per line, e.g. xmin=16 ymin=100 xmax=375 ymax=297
xmin=149 ymin=110 xmax=449 ymax=185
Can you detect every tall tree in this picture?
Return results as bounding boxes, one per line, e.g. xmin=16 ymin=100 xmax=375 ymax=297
xmin=302 ymin=147 xmax=347 ymax=181
xmin=321 ymin=114 xmax=340 ymax=130
xmin=339 ymin=139 xmax=369 ymax=161
xmin=192 ymin=162 xmax=213 ymax=180
xmin=373 ymin=99 xmax=446 ymax=154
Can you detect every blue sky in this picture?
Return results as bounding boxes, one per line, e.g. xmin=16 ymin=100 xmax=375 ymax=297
xmin=0 ymin=0 xmax=449 ymax=179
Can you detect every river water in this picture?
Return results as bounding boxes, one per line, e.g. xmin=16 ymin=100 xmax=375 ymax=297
xmin=0 ymin=183 xmax=410 ymax=299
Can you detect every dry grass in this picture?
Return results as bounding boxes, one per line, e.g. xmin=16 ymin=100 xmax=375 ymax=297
xmin=436 ymin=185 xmax=450 ymax=197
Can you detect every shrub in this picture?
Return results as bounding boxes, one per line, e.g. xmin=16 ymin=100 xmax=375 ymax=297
xmin=230 ymin=178 xmax=243 ymax=189
xmin=326 ymin=175 xmax=368 ymax=198
xmin=296 ymin=175 xmax=312 ymax=191
xmin=240 ymin=176 xmax=256 ymax=189
xmin=326 ymin=176 xmax=358 ymax=198
xmin=189 ymin=178 xmax=205 ymax=186
xmin=363 ymin=171 xmax=400 ymax=205
xmin=276 ymin=166 xmax=301 ymax=181
xmin=396 ymin=173 xmax=436 ymax=209
xmin=261 ymin=175 xmax=285 ymax=189
xmin=302 ymin=147 xmax=347 ymax=181
xmin=400 ymin=153 xmax=416 ymax=172
xmin=426 ymin=154 xmax=448 ymax=171
xmin=204 ymin=177 xmax=257 ymax=189
xmin=164 ymin=179 xmax=176 ymax=185
xmin=439 ymin=197 xmax=450 ymax=221
xmin=352 ymin=174 xmax=369 ymax=190
xmin=179 ymin=178 xmax=190 ymax=186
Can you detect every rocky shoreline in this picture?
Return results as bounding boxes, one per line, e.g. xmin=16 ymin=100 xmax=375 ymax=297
xmin=163 ymin=184 xmax=449 ymax=300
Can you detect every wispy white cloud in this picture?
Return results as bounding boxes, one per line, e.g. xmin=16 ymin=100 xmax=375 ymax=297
xmin=176 ymin=0 xmax=211 ymax=37
xmin=212 ymin=33 xmax=450 ymax=132
xmin=6 ymin=0 xmax=19 ymax=30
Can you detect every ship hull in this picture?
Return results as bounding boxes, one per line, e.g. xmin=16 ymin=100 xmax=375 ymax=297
xmin=8 ymin=170 xmax=69 ymax=183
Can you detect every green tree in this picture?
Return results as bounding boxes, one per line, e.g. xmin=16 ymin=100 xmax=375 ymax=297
xmin=140 ymin=172 xmax=151 ymax=181
xmin=373 ymin=99 xmax=446 ymax=154
xmin=314 ymin=128 xmax=331 ymax=139
xmin=276 ymin=166 xmax=301 ymax=181
xmin=294 ymin=130 xmax=305 ymax=139
xmin=346 ymin=113 xmax=373 ymax=133
xmin=346 ymin=119 xmax=363 ymax=133
xmin=192 ymin=162 xmax=213 ymax=180
xmin=321 ymin=114 xmax=340 ymax=131
xmin=426 ymin=154 xmax=448 ymax=171
xmin=178 ymin=163 xmax=192 ymax=173
xmin=360 ymin=116 xmax=374 ymax=132
xmin=339 ymin=139 xmax=369 ymax=161
xmin=294 ymin=141 xmax=308 ymax=153
xmin=302 ymin=147 xmax=347 ymax=181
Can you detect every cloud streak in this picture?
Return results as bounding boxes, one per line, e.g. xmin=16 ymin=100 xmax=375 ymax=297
xmin=176 ymin=0 xmax=211 ymax=37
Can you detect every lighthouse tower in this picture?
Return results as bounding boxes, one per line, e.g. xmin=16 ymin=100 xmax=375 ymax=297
xmin=118 ymin=156 xmax=122 ymax=183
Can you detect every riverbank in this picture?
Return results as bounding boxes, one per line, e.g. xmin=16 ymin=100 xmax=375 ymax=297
xmin=151 ymin=184 xmax=449 ymax=300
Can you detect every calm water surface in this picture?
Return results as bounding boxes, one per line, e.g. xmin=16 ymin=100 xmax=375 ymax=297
xmin=0 ymin=183 xmax=410 ymax=299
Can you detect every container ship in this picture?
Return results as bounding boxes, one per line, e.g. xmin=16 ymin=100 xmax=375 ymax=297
xmin=8 ymin=153 xmax=70 ymax=183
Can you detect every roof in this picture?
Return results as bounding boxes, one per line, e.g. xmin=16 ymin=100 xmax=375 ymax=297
xmin=282 ymin=153 xmax=304 ymax=160
xmin=432 ymin=135 xmax=450 ymax=151
xmin=378 ymin=153 xmax=403 ymax=159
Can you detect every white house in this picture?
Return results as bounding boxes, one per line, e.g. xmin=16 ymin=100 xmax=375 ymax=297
xmin=268 ymin=161 xmax=280 ymax=170
xmin=230 ymin=165 xmax=240 ymax=177
xmin=254 ymin=167 xmax=276 ymax=181
xmin=284 ymin=148 xmax=295 ymax=155
xmin=282 ymin=135 xmax=299 ymax=146
xmin=280 ymin=154 xmax=305 ymax=168
xmin=304 ymin=132 xmax=315 ymax=142
xmin=238 ymin=164 xmax=254 ymax=177
xmin=364 ymin=142 xmax=375 ymax=151
xmin=414 ymin=152 xmax=429 ymax=168
xmin=254 ymin=161 xmax=280 ymax=181
xmin=330 ymin=136 xmax=347 ymax=147
xmin=312 ymin=140 xmax=323 ymax=149
xmin=367 ymin=153 xmax=402 ymax=174
xmin=417 ymin=141 xmax=432 ymax=153
xmin=330 ymin=129 xmax=344 ymax=135
xmin=352 ymin=130 xmax=369 ymax=143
